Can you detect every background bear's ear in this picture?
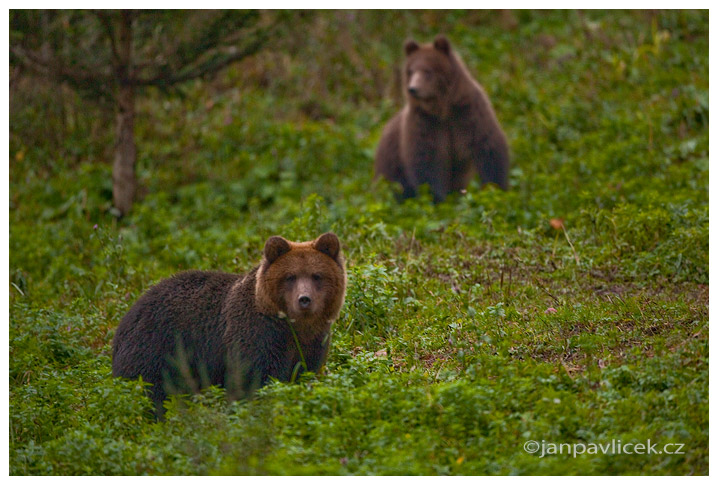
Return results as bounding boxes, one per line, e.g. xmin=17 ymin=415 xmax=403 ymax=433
xmin=264 ymin=236 xmax=291 ymax=264
xmin=404 ymin=39 xmax=420 ymax=56
xmin=433 ymin=35 xmax=451 ymax=55
xmin=313 ymin=232 xmax=341 ymax=261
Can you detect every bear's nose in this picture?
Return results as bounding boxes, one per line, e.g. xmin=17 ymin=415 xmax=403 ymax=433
xmin=298 ymin=295 xmax=312 ymax=308
xmin=408 ymin=86 xmax=419 ymax=97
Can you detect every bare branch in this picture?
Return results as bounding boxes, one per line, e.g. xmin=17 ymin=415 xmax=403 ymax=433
xmin=10 ymin=44 xmax=114 ymax=96
xmin=92 ymin=10 xmax=121 ymax=67
xmin=133 ymin=33 xmax=268 ymax=88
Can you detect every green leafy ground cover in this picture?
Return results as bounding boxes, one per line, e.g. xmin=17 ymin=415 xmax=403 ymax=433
xmin=9 ymin=10 xmax=708 ymax=475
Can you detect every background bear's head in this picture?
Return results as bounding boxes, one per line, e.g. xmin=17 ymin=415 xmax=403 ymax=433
xmin=403 ymin=35 xmax=456 ymax=116
xmin=255 ymin=232 xmax=346 ymax=331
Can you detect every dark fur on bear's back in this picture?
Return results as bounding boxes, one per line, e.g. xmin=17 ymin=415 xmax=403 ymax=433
xmin=112 ymin=271 xmax=237 ymax=404
xmin=374 ymin=35 xmax=510 ymax=201
xmin=112 ymin=233 xmax=346 ymax=417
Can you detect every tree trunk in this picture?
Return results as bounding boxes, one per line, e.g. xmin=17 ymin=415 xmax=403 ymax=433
xmin=113 ymin=83 xmax=136 ymax=216
xmin=112 ymin=11 xmax=136 ymax=217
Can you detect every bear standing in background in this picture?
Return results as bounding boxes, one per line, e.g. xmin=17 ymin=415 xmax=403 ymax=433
xmin=374 ymin=35 xmax=510 ymax=201
xmin=112 ymin=233 xmax=346 ymax=417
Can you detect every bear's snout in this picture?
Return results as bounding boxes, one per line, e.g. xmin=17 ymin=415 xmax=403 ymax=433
xmin=408 ymin=74 xmax=422 ymax=98
xmin=290 ymin=278 xmax=317 ymax=315
xmin=298 ymin=295 xmax=312 ymax=308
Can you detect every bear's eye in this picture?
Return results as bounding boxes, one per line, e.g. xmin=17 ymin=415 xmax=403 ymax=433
xmin=285 ymin=275 xmax=296 ymax=283
xmin=312 ymin=273 xmax=322 ymax=282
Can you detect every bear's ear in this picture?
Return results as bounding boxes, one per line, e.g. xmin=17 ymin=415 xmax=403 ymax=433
xmin=263 ymin=236 xmax=291 ymax=264
xmin=433 ymin=35 xmax=451 ymax=55
xmin=313 ymin=232 xmax=341 ymax=261
xmin=404 ymin=39 xmax=420 ymax=56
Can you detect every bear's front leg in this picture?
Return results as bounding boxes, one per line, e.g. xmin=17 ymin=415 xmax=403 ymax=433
xmin=402 ymin=113 xmax=451 ymax=202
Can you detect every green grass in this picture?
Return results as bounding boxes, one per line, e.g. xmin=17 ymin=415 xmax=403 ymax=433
xmin=9 ymin=10 xmax=708 ymax=475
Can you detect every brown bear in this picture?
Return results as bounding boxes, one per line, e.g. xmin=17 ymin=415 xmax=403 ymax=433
xmin=374 ymin=35 xmax=510 ymax=201
xmin=112 ymin=232 xmax=346 ymax=417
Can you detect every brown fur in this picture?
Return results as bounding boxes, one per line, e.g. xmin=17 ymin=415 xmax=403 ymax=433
xmin=374 ymin=35 xmax=510 ymax=201
xmin=112 ymin=233 xmax=346 ymax=417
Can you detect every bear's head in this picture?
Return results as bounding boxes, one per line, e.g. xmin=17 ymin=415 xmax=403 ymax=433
xmin=403 ymin=35 xmax=456 ymax=116
xmin=256 ymin=232 xmax=346 ymax=332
